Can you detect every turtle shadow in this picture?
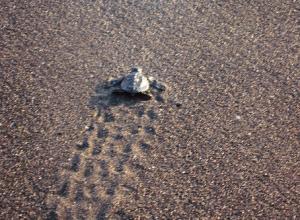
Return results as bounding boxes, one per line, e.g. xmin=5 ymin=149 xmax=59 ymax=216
xmin=89 ymin=83 xmax=152 ymax=109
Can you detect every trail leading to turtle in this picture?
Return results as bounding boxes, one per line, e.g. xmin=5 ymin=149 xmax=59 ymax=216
xmin=46 ymin=82 xmax=166 ymax=219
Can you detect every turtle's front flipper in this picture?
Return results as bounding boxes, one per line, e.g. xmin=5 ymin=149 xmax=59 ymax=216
xmin=108 ymin=77 xmax=124 ymax=87
xmin=150 ymin=79 xmax=166 ymax=92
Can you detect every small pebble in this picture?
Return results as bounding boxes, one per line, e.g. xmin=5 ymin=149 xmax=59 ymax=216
xmin=235 ymin=115 xmax=241 ymax=120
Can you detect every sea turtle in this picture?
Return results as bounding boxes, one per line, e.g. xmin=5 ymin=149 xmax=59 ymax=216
xmin=108 ymin=67 xmax=166 ymax=97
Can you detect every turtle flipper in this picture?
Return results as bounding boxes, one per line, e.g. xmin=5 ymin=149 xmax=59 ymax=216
xmin=150 ymin=80 xmax=166 ymax=92
xmin=108 ymin=77 xmax=124 ymax=87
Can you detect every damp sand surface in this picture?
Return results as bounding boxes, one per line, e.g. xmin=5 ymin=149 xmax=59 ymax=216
xmin=1 ymin=1 xmax=299 ymax=219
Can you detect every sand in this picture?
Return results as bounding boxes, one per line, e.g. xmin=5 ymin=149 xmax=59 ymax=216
xmin=1 ymin=0 xmax=299 ymax=219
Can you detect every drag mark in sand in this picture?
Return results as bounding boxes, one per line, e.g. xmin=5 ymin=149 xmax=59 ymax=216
xmin=46 ymin=83 xmax=165 ymax=219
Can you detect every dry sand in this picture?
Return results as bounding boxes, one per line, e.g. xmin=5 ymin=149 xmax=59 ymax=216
xmin=1 ymin=0 xmax=299 ymax=219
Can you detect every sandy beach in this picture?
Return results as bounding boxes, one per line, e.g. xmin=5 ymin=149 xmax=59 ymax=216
xmin=1 ymin=0 xmax=299 ymax=219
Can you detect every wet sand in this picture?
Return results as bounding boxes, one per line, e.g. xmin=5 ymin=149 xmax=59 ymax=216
xmin=1 ymin=0 xmax=299 ymax=219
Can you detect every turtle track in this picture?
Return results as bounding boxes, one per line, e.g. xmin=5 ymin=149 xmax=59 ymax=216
xmin=46 ymin=84 xmax=165 ymax=219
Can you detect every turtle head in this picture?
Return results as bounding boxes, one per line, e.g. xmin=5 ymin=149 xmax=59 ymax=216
xmin=131 ymin=67 xmax=142 ymax=74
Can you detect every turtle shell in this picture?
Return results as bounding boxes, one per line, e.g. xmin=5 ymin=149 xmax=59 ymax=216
xmin=121 ymin=70 xmax=150 ymax=93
